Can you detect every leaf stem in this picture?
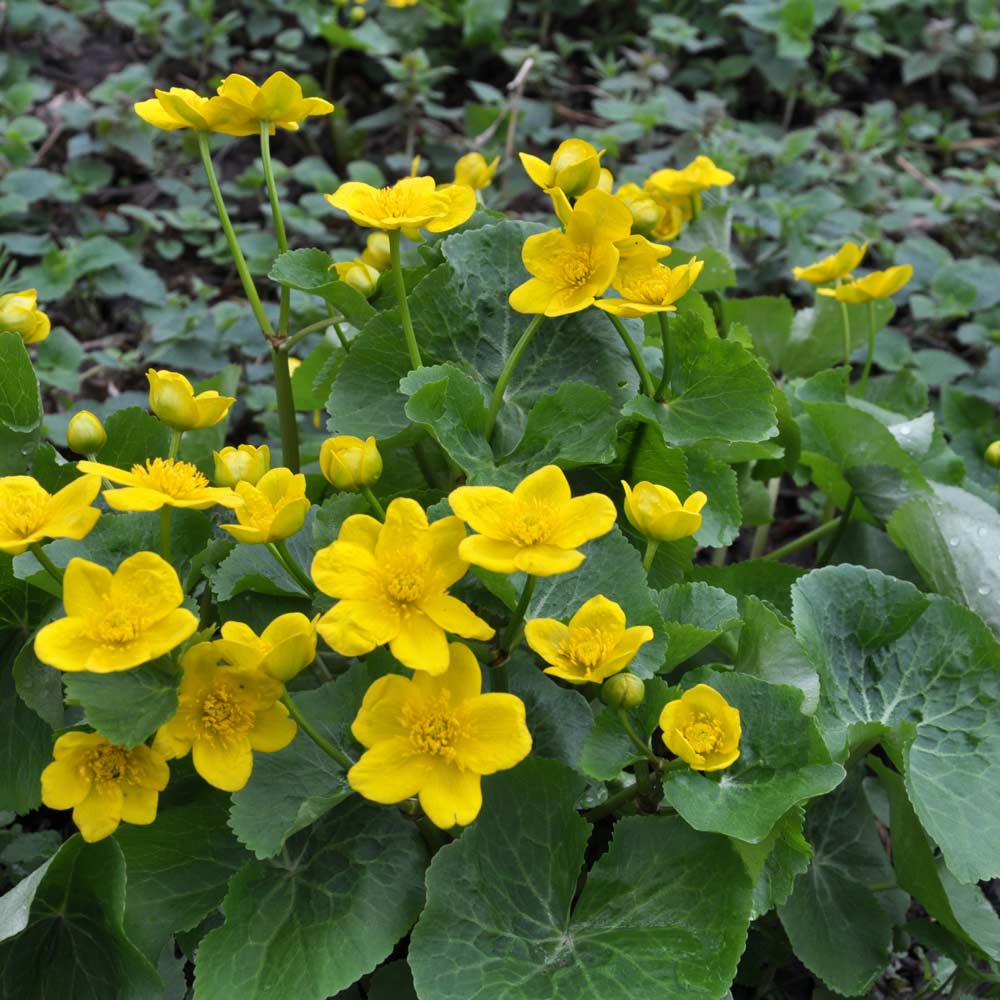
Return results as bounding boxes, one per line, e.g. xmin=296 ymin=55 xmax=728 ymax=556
xmin=762 ymin=516 xmax=842 ymax=562
xmin=816 ymin=493 xmax=856 ymax=567
xmin=286 ymin=316 xmax=345 ymax=350
xmin=259 ymin=123 xmax=291 ymax=336
xmin=642 ymin=539 xmax=659 ymax=572
xmin=618 ymin=708 xmax=659 ymax=766
xmin=29 ymin=542 xmax=63 ymax=584
xmin=655 ymin=311 xmax=672 ymax=400
xmin=197 ymin=133 xmax=274 ymax=342
xmin=583 ymin=781 xmax=641 ymax=822
xmin=270 ymin=344 xmax=300 ymax=472
xmin=493 ymin=574 xmax=536 ymax=692
xmin=388 ymin=229 xmax=423 ymax=370
xmin=362 ymin=488 xmax=385 ymax=520
xmin=484 ymin=313 xmax=545 ymax=441
xmin=167 ymin=429 xmax=183 ymax=460
xmin=281 ymin=692 xmax=354 ymax=771
xmin=606 ymin=313 xmax=656 ymax=397
xmin=267 ymin=540 xmax=316 ymax=597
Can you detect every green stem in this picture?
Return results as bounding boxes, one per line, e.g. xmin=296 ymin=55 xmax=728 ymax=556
xmin=655 ymin=311 xmax=672 ymax=400
xmin=618 ymin=709 xmax=659 ymax=766
xmin=817 ymin=493 xmax=855 ymax=567
xmin=197 ymin=133 xmax=274 ymax=341
xmin=160 ymin=506 xmax=172 ymax=562
xmin=642 ymin=539 xmax=659 ymax=572
xmin=762 ymin=516 xmax=842 ymax=562
xmin=270 ymin=345 xmax=300 ymax=473
xmin=29 ymin=542 xmax=63 ymax=584
xmin=499 ymin=574 xmax=536 ymax=655
xmin=583 ymin=780 xmax=643 ymax=822
xmin=837 ymin=297 xmax=852 ymax=370
xmin=857 ymin=299 xmax=877 ymax=395
xmin=259 ymin=123 xmax=290 ymax=336
xmin=388 ymin=229 xmax=422 ymax=370
xmin=167 ymin=429 xmax=183 ymax=460
xmin=484 ymin=313 xmax=545 ymax=441
xmin=362 ymin=487 xmax=385 ymax=520
xmin=281 ymin=693 xmax=354 ymax=771
xmin=332 ymin=321 xmax=351 ymax=352
xmin=270 ymin=539 xmax=317 ymax=596
xmin=607 ymin=313 xmax=656 ymax=397
xmin=634 ymin=759 xmax=652 ymax=798
xmin=285 ymin=316 xmax=345 ymax=351
xmin=748 ymin=475 xmax=781 ymax=560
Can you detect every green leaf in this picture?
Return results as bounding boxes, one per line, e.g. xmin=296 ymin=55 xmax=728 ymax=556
xmin=0 ymin=836 xmax=162 ymax=998
xmin=506 ymin=653 xmax=594 ymax=771
xmin=96 ymin=406 xmax=170 ymax=468
xmin=684 ymin=448 xmax=742 ymax=547
xmin=195 ymin=798 xmax=427 ymax=1000
xmin=228 ymin=665 xmax=368 ymax=858
xmin=792 ymin=565 xmax=1000 ymax=883
xmin=870 ymin=759 xmax=1000 ymax=962
xmin=777 ymin=771 xmax=896 ymax=996
xmin=13 ymin=634 xmax=64 ymax=728
xmin=0 ymin=331 xmax=42 ymax=474
xmin=783 ymin=298 xmax=894 ymax=377
xmin=623 ymin=313 xmax=777 ymax=446
xmin=527 ymin=527 xmax=666 ymax=678
xmin=668 ymin=246 xmax=736 ymax=292
xmin=656 ymin=582 xmax=741 ymax=670
xmin=733 ymin=806 xmax=812 ymax=919
xmin=720 ymin=295 xmax=794 ymax=373
xmin=409 ymin=758 xmax=754 ymax=1000
xmin=887 ymin=483 xmax=1000 ymax=637
xmin=269 ymin=248 xmax=375 ymax=327
xmin=688 ymin=559 xmax=806 ymax=618
xmin=63 ymin=660 xmax=180 ymax=748
xmin=0 ymin=638 xmax=50 ymax=813
xmin=662 ymin=670 xmax=844 ymax=843
xmin=735 ymin=597 xmax=820 ymax=713
xmin=116 ymin=786 xmax=250 ymax=961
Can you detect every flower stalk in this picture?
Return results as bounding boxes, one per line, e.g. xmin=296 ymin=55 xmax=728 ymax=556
xmin=606 ymin=313 xmax=656 ymax=397
xmin=29 ymin=542 xmax=63 ymax=584
xmin=484 ymin=313 xmax=545 ymax=440
xmin=281 ymin=692 xmax=354 ymax=771
xmin=388 ymin=229 xmax=423 ymax=370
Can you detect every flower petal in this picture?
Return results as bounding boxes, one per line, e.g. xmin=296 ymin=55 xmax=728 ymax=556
xmin=375 ymin=497 xmax=429 ymax=562
xmin=548 ymin=493 xmax=617 ymax=549
xmin=513 ymin=465 xmax=571 ymax=507
xmin=61 ymin=557 xmax=112 ymax=617
xmin=448 ymin=486 xmax=516 ymax=539
xmin=316 ymin=599 xmax=399 ymax=657
xmin=73 ymin=785 xmax=123 ymax=842
xmin=348 ymin=739 xmax=431 ymax=804
xmin=34 ymin=618 xmax=92 ymax=671
xmin=337 ymin=514 xmax=382 ymax=553
xmin=422 ymin=515 xmax=470 ymax=591
xmin=351 ymin=675 xmax=415 ymax=747
xmin=41 ymin=753 xmax=91 ymax=809
xmin=192 ymin=736 xmax=254 ymax=791
xmin=110 ymin=551 xmax=184 ymax=623
xmin=139 ymin=608 xmax=199 ymax=661
xmin=410 ymin=641 xmax=483 ymax=704
xmin=418 ymin=762 xmax=483 ymax=829
xmin=389 ymin=610 xmax=450 ymax=674
xmin=419 ymin=594 xmax=495 ymax=642
xmin=310 ymin=541 xmax=381 ymax=599
xmin=249 ymin=702 xmax=297 ymax=752
xmin=103 ymin=487 xmax=168 ymax=512
xmin=454 ymin=694 xmax=532 ymax=774
xmin=523 ymin=618 xmax=570 ymax=666
xmin=514 ymin=545 xmax=585 ymax=576
xmin=568 ymin=594 xmax=626 ymax=634
xmin=119 ymin=784 xmax=159 ymax=825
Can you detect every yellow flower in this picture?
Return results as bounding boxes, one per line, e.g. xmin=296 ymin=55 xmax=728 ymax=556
xmin=362 ymin=231 xmax=391 ymax=270
xmin=214 ymin=613 xmax=318 ymax=682
xmin=596 ymin=255 xmax=704 ymax=317
xmin=319 ymin=435 xmax=382 ymax=491
xmin=310 ymin=498 xmax=494 ymax=674
xmin=34 ymin=552 xmax=198 ymax=673
xmin=596 ymin=167 xmax=615 ymax=193
xmin=623 ymin=481 xmax=706 ymax=542
xmin=0 ymin=288 xmax=50 ymax=343
xmin=325 ymin=175 xmax=475 ymax=233
xmin=333 ymin=258 xmax=380 ymax=297
xmin=817 ymin=264 xmax=914 ymax=304
xmin=348 ymin=642 xmax=531 ymax=828
xmin=792 ymin=241 xmax=868 ymax=285
xmin=614 ymin=182 xmax=666 ymax=236
xmin=524 ymin=595 xmax=653 ymax=685
xmin=519 ymin=138 xmax=604 ymax=198
xmin=385 ymin=0 xmax=420 ymax=7
xmin=153 ymin=641 xmax=296 ymax=791
xmin=133 ymin=88 xmax=248 ymax=134
xmin=660 ymin=684 xmax=741 ymax=771
xmin=67 ymin=411 xmax=107 ymax=456
xmin=77 ymin=457 xmax=242 ymax=512
xmin=213 ymin=444 xmax=270 ymax=487
xmin=449 ymin=465 xmax=617 ymax=576
xmin=220 ymin=468 xmax=310 ymax=545
xmin=41 ymin=732 xmax=169 ymax=842
xmin=508 ymin=189 xmax=633 ymax=316
xmin=146 ymin=369 xmax=236 ymax=431
xmin=0 ymin=474 xmax=102 ymax=555
xmin=648 ymin=193 xmax=698 ymax=241
xmin=453 ymin=151 xmax=500 ymax=190
xmin=646 ymin=155 xmax=735 ymax=197
xmin=214 ymin=71 xmax=334 ymax=132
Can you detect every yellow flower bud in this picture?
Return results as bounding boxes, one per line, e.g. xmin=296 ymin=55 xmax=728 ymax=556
xmin=333 ymin=259 xmax=380 ymax=298
xmin=349 ymin=5 xmax=365 ymax=21
xmin=986 ymin=440 xmax=1000 ymax=468
xmin=519 ymin=138 xmax=605 ymax=199
xmin=213 ymin=444 xmax=271 ymax=487
xmin=596 ymin=167 xmax=615 ymax=193
xmin=319 ymin=435 xmax=382 ymax=491
xmin=67 ymin=410 xmax=107 ymax=456
xmin=147 ymin=369 xmax=236 ymax=431
xmin=453 ymin=152 xmax=500 ymax=190
xmin=615 ymin=182 xmax=666 ymax=237
xmin=660 ymin=684 xmax=741 ymax=771
xmin=621 ymin=481 xmax=707 ymax=542
xmin=600 ymin=672 xmax=645 ymax=709
xmin=0 ymin=288 xmax=50 ymax=344
xmin=362 ymin=231 xmax=391 ymax=271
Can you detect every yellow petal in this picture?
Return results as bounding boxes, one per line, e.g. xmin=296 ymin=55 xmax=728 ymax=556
xmin=110 ymin=551 xmax=184 ymax=621
xmin=454 ymin=694 xmax=532 ymax=773
xmin=568 ymin=594 xmax=625 ymax=633
xmin=349 ymin=739 xmax=432 ymax=804
xmin=351 ymin=675 xmax=415 ymax=747
xmin=423 ymin=515 xmax=470 ymax=591
xmin=419 ymin=594 xmax=495 ymax=641
xmin=508 ymin=277 xmax=557 ymax=314
xmin=548 ymin=493 xmax=617 ymax=549
xmin=599 ymin=625 xmax=655 ymax=677
xmin=448 ymin=485 xmax=516 ymax=539
xmin=424 ymin=183 xmax=475 ymax=233
xmin=513 ymin=465 xmax=571 ymax=506
xmin=375 ymin=497 xmax=429 ymax=561
xmin=72 ymin=785 xmax=122 ymax=842
xmin=519 ymin=152 xmax=553 ymax=190
xmin=410 ymin=642 xmax=483 ymax=704
xmin=34 ymin=618 xmax=91 ymax=671
xmin=418 ymin=762 xmax=482 ymax=829
xmin=338 ymin=513 xmax=383 ymax=552
xmin=192 ymin=735 xmax=254 ymax=791
xmin=389 ymin=610 xmax=450 ymax=673
xmin=249 ymin=702 xmax=297 ymax=752
xmin=524 ymin=618 xmax=570 ymax=665
xmin=310 ymin=541 xmax=381 ymax=599
xmin=41 ymin=754 xmax=91 ymax=809
xmin=103 ymin=486 xmax=168 ymax=512
xmin=137 ymin=608 xmax=199 ymax=661
xmin=134 ymin=98 xmax=185 ymax=130
xmin=316 ymin=598 xmax=399 ymax=656
xmin=62 ymin=557 xmax=112 ymax=617
xmin=457 ymin=535 xmax=521 ymax=573
xmin=119 ymin=784 xmax=159 ymax=825
xmin=514 ymin=544 xmax=585 ymax=576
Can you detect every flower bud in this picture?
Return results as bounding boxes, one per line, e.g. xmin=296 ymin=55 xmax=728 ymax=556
xmin=985 ymin=440 xmax=1000 ymax=468
xmin=596 ymin=167 xmax=614 ymax=193
xmin=362 ymin=232 xmax=391 ymax=271
xmin=67 ymin=410 xmax=107 ymax=456
xmin=147 ymin=369 xmax=235 ymax=431
xmin=549 ymin=139 xmax=603 ymax=198
xmin=622 ymin=480 xmax=707 ymax=542
xmin=0 ymin=288 xmax=50 ymax=344
xmin=349 ymin=5 xmax=365 ymax=22
xmin=319 ymin=435 xmax=382 ymax=491
xmin=334 ymin=259 xmax=380 ymax=298
xmin=601 ymin=672 xmax=645 ymax=709
xmin=453 ymin=152 xmax=500 ymax=191
xmin=213 ymin=444 xmax=271 ymax=487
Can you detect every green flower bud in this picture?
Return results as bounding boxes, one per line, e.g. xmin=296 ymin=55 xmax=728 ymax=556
xmin=986 ymin=440 xmax=1000 ymax=468
xmin=601 ymin=672 xmax=645 ymax=709
xmin=67 ymin=410 xmax=107 ymax=456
